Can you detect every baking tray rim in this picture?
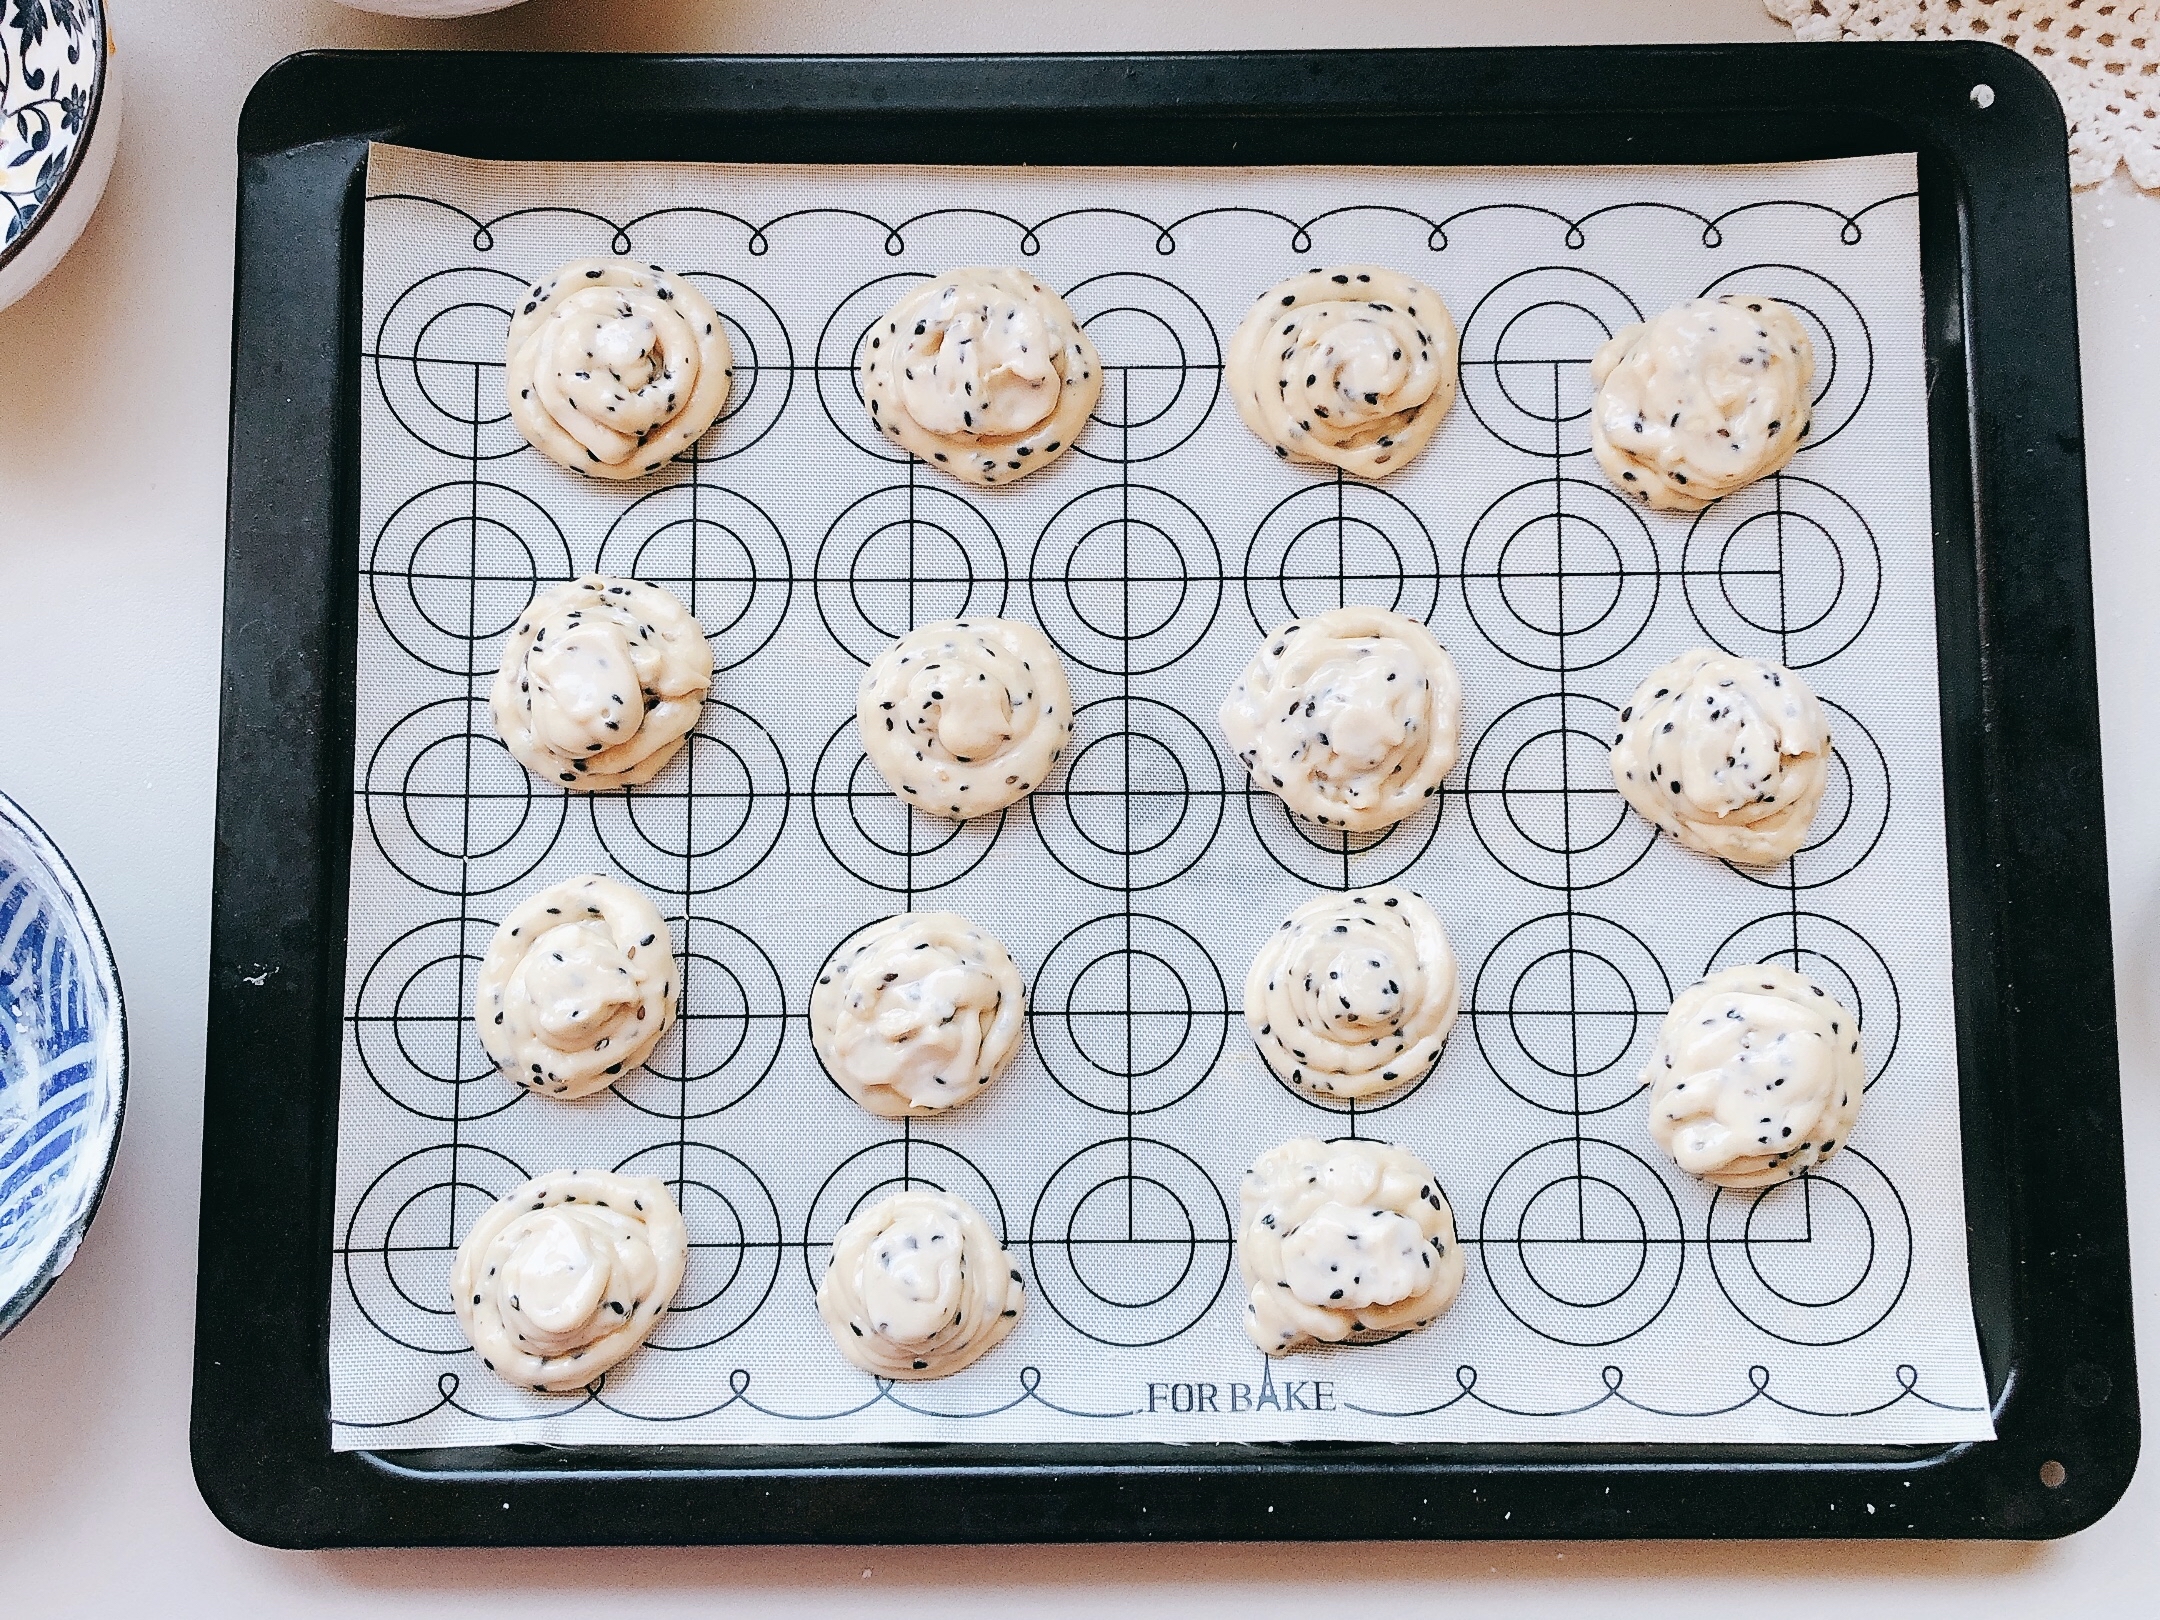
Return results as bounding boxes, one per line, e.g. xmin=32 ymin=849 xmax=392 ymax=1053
xmin=197 ymin=43 xmax=2139 ymax=1545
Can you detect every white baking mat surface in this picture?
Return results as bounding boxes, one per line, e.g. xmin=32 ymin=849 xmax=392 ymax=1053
xmin=330 ymin=143 xmax=1992 ymax=1450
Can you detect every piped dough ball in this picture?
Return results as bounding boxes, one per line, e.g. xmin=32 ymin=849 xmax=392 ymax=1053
xmin=452 ymin=1170 xmax=688 ymax=1393
xmin=816 ymin=1188 xmax=1025 ymax=1379
xmin=491 ymin=575 xmax=713 ymax=791
xmin=1644 ymin=964 xmax=1864 ymax=1189
xmin=1245 ymin=885 xmax=1458 ymax=1101
xmin=1610 ymin=648 xmax=1832 ymax=865
xmin=1225 ymin=265 xmax=1459 ymax=478
xmin=857 ymin=268 xmax=1103 ymax=486
xmin=475 ymin=875 xmax=679 ymax=1098
xmin=1589 ymin=294 xmax=1813 ymax=512
xmin=1220 ymin=606 xmax=1462 ymax=832
xmin=506 ymin=259 xmax=734 ymax=479
xmin=1238 ymin=1137 xmax=1465 ymax=1356
xmin=857 ymin=617 xmax=1073 ymax=819
xmin=810 ymin=912 xmax=1026 ymax=1117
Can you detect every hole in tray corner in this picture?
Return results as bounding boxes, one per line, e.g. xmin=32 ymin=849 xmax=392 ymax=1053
xmin=1970 ymin=84 xmax=1997 ymax=110
xmin=2039 ymin=1459 xmax=2067 ymax=1489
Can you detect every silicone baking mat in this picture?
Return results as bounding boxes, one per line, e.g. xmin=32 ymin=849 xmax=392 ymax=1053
xmin=330 ymin=142 xmax=1991 ymax=1450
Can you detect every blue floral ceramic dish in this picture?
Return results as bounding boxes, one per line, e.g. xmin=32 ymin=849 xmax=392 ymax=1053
xmin=1 ymin=0 xmax=116 ymax=311
xmin=0 ymin=790 xmax=125 ymax=1340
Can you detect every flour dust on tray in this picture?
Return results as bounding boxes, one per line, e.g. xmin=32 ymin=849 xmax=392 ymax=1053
xmin=1238 ymin=1137 xmax=1466 ymax=1355
xmin=452 ymin=1169 xmax=688 ymax=1392
xmin=505 ymin=258 xmax=735 ymax=478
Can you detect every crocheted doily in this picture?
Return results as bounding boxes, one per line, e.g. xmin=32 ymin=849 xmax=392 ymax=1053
xmin=1765 ymin=2 xmax=2160 ymax=187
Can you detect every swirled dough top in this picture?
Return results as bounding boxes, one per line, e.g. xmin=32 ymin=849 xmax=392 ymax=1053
xmin=1238 ymin=1137 xmax=1465 ymax=1355
xmin=1589 ymin=295 xmax=1813 ymax=512
xmin=1245 ymin=885 xmax=1458 ymax=1101
xmin=858 ymin=618 xmax=1073 ymax=819
xmin=1221 ymin=606 xmax=1463 ymax=832
xmin=506 ymin=259 xmax=734 ymax=479
xmin=1610 ymin=648 xmax=1832 ymax=866
xmin=491 ymin=575 xmax=713 ymax=791
xmin=476 ymin=875 xmax=678 ymax=1098
xmin=452 ymin=1170 xmax=688 ymax=1392
xmin=811 ymin=912 xmax=1026 ymax=1117
xmin=1644 ymin=964 xmax=1864 ymax=1189
xmin=816 ymin=1189 xmax=1024 ymax=1379
xmin=857 ymin=269 xmax=1103 ymax=487
xmin=1226 ymin=266 xmax=1459 ymax=479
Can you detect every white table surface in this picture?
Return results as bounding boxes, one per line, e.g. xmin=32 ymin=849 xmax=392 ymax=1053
xmin=1 ymin=1 xmax=2152 ymax=1611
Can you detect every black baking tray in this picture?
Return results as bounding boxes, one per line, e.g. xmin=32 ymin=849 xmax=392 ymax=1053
xmin=196 ymin=44 xmax=2136 ymax=1546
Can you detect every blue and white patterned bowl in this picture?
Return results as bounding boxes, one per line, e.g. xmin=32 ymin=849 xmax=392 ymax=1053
xmin=0 ymin=791 xmax=125 ymax=1340
xmin=0 ymin=0 xmax=120 ymax=314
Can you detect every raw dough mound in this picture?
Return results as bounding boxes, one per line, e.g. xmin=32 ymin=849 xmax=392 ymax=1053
xmin=857 ymin=617 xmax=1073 ymax=819
xmin=1589 ymin=294 xmax=1813 ymax=511
xmin=1238 ymin=1137 xmax=1465 ymax=1355
xmin=816 ymin=1188 xmax=1025 ymax=1379
xmin=492 ymin=575 xmax=713 ymax=791
xmin=452 ymin=1169 xmax=688 ymax=1392
xmin=1644 ymin=963 xmax=1864 ymax=1189
xmin=506 ymin=258 xmax=734 ymax=479
xmin=1226 ymin=265 xmax=1459 ymax=478
xmin=811 ymin=912 xmax=1026 ymax=1117
xmin=1221 ymin=606 xmax=1463 ymax=831
xmin=1245 ymin=885 xmax=1458 ymax=1101
xmin=1610 ymin=647 xmax=1832 ymax=865
xmin=476 ymin=874 xmax=678 ymax=1098
xmin=857 ymin=268 xmax=1103 ymax=486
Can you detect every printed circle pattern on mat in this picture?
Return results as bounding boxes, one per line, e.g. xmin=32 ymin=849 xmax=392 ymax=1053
xmin=1462 ymin=692 xmax=1656 ymax=891
xmin=1242 ymin=478 xmax=1442 ymax=632
xmin=1478 ymin=1137 xmax=1687 ymax=1347
xmin=1681 ymin=475 xmax=1882 ymax=669
xmin=1459 ymin=476 xmax=1661 ymax=673
xmin=812 ymin=483 xmax=1009 ymax=666
xmin=1027 ymin=1137 xmax=1234 ymax=1347
xmin=809 ymin=714 xmax=1008 ymax=894
xmin=1456 ymin=266 xmax=1642 ymax=458
xmin=1028 ymin=912 xmax=1231 ymax=1117
xmin=363 ymin=700 xmax=570 ymax=897
xmin=1031 ymin=696 xmax=1225 ymax=892
xmin=611 ymin=1141 xmax=784 ymax=1349
xmin=366 ymin=481 xmax=573 ymax=678
xmin=1066 ymin=270 xmax=1223 ymax=464
xmin=587 ymin=707 xmax=789 ymax=895
xmin=1028 ymin=483 xmax=1223 ymax=676
xmin=593 ymin=483 xmax=793 ymax=673
xmin=1705 ymin=1149 xmax=1912 ymax=1346
xmin=1470 ymin=913 xmax=1674 ymax=1118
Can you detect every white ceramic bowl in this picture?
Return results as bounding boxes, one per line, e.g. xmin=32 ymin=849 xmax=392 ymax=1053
xmin=331 ymin=1 xmax=532 ymax=16
xmin=0 ymin=0 xmax=121 ymax=315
